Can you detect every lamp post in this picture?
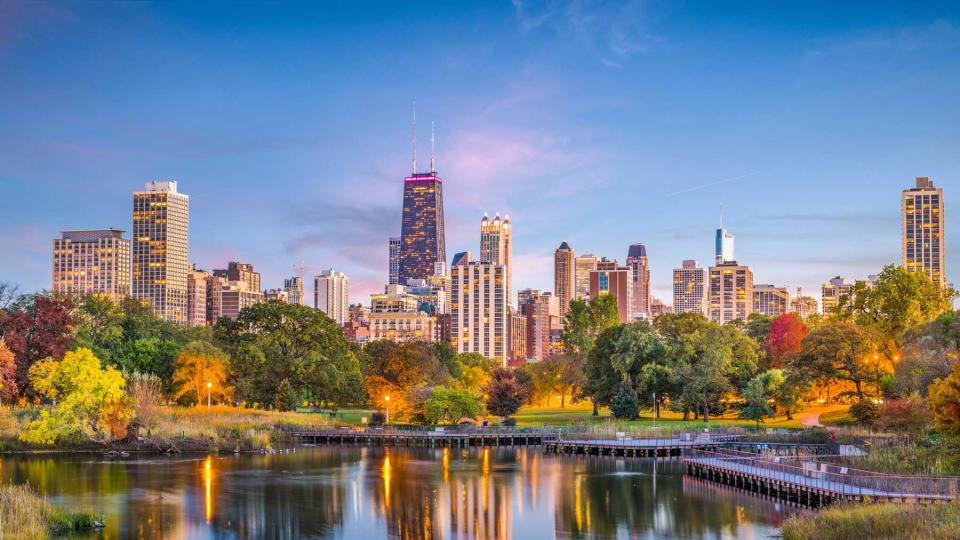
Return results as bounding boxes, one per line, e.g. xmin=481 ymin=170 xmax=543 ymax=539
xmin=384 ymin=395 xmax=390 ymax=425
xmin=873 ymin=353 xmax=880 ymax=399
xmin=207 ymin=381 xmax=212 ymax=408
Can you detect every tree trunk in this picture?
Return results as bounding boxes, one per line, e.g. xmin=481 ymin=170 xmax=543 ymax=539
xmin=682 ymin=408 xmax=690 ymax=421
xmin=592 ymin=400 xmax=599 ymax=416
xmin=854 ymin=380 xmax=864 ymax=401
xmin=786 ymin=409 xmax=793 ymax=421
xmin=702 ymin=399 xmax=710 ymax=423
xmin=560 ymin=392 xmax=566 ymax=409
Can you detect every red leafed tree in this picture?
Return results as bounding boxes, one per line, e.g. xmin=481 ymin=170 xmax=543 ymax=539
xmin=0 ymin=340 xmax=17 ymax=403
xmin=766 ymin=313 xmax=808 ymax=368
xmin=0 ymin=295 xmax=74 ymax=396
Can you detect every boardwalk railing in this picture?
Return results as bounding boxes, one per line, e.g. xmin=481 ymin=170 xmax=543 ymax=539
xmin=685 ymin=447 xmax=960 ymax=500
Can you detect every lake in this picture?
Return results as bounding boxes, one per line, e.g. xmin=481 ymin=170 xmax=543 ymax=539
xmin=1 ymin=446 xmax=792 ymax=539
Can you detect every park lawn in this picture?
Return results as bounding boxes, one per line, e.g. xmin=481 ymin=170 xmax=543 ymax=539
xmin=329 ymin=408 xmax=377 ymax=425
xmin=512 ymin=405 xmax=820 ymax=430
xmin=819 ymin=408 xmax=856 ymax=426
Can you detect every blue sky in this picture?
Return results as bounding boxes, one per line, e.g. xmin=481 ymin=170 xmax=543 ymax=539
xmin=1 ymin=1 xmax=958 ymax=304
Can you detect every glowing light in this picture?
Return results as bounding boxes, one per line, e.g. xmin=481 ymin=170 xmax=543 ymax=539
xmin=203 ymin=456 xmax=213 ymax=523
xmin=382 ymin=453 xmax=392 ymax=508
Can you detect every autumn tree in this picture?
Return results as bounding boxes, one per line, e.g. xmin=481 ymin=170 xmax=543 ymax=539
xmin=172 ymin=341 xmax=231 ymax=406
xmin=766 ymin=313 xmax=808 ymax=368
xmin=0 ymin=340 xmax=17 ymax=403
xmin=529 ymin=354 xmax=583 ymax=408
xmin=20 ymin=348 xmax=134 ymax=444
xmin=485 ymin=368 xmax=524 ymax=419
xmin=0 ymin=294 xmax=74 ymax=395
xmin=794 ymin=321 xmax=875 ymax=401
xmin=928 ymin=363 xmax=960 ymax=437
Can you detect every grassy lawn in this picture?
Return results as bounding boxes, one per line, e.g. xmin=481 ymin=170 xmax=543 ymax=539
xmin=819 ymin=408 xmax=856 ymax=426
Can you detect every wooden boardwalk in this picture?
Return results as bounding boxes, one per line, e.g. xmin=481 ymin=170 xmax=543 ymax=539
xmin=684 ymin=448 xmax=959 ymax=507
xmin=288 ymin=429 xmax=553 ymax=447
xmin=544 ymin=435 xmax=741 ymax=457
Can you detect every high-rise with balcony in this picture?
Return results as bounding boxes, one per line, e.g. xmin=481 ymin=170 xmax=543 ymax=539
xmin=314 ymin=269 xmax=349 ymax=325
xmin=52 ymin=229 xmax=130 ymax=300
xmin=480 ymin=212 xmax=512 ymax=305
xmin=186 ymin=264 xmax=208 ymax=326
xmin=626 ymin=243 xmax=650 ymax=318
xmin=132 ymin=181 xmax=189 ymax=323
xmin=554 ymin=242 xmax=575 ymax=318
xmin=673 ymin=260 xmax=707 ymax=315
xmin=450 ymin=259 xmax=507 ymax=366
xmin=902 ymin=177 xmax=945 ymax=285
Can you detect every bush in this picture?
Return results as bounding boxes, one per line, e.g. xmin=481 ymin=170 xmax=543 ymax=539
xmin=502 ymin=417 xmax=517 ymax=427
xmin=611 ymin=384 xmax=639 ymax=419
xmin=848 ymin=400 xmax=879 ymax=425
xmin=369 ymin=411 xmax=386 ymax=426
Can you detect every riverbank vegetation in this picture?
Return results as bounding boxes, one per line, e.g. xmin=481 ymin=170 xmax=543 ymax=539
xmin=0 ymin=484 xmax=101 ymax=539
xmin=781 ymin=501 xmax=960 ymax=540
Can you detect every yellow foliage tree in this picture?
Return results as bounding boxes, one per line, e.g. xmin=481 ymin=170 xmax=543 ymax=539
xmin=172 ymin=341 xmax=231 ymax=406
xmin=20 ymin=348 xmax=135 ymax=444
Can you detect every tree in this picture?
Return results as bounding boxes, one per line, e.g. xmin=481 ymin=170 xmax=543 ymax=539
xmin=452 ymin=352 xmax=496 ymax=396
xmin=794 ymin=321 xmax=876 ymax=401
xmin=564 ymin=296 xmax=621 ymax=414
xmin=875 ymin=397 xmax=930 ymax=441
xmin=745 ymin=313 xmax=773 ymax=348
xmin=766 ymin=313 xmax=808 ymax=369
xmin=361 ymin=340 xmax=453 ymax=420
xmin=611 ymin=383 xmax=639 ymax=419
xmin=529 ymin=354 xmax=582 ymax=408
xmin=485 ymin=368 xmax=524 ymax=418
xmin=579 ymin=325 xmax=625 ymax=415
xmin=19 ymin=348 xmax=134 ymax=444
xmin=739 ymin=370 xmax=784 ymax=428
xmin=0 ymin=294 xmax=74 ymax=395
xmin=0 ymin=340 xmax=17 ymax=403
xmin=172 ymin=341 xmax=231 ymax=406
xmin=928 ymin=363 xmax=960 ymax=437
xmin=423 ymin=386 xmax=484 ymax=424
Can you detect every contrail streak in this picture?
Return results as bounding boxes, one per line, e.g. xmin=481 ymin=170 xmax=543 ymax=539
xmin=665 ymin=171 xmax=761 ymax=197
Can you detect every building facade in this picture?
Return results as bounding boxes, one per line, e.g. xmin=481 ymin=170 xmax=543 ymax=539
xmin=708 ymin=262 xmax=753 ymax=324
xmin=589 ymin=263 xmax=633 ymax=323
xmin=519 ymin=291 xmax=560 ymax=361
xmin=509 ymin=309 xmax=528 ymax=364
xmin=369 ymin=311 xmax=436 ymax=343
xmin=398 ymin=171 xmax=446 ymax=283
xmin=186 ymin=265 xmax=208 ymax=327
xmin=715 ymin=228 xmax=735 ymax=264
xmin=821 ymin=276 xmax=854 ymax=314
xmin=626 ymin=243 xmax=650 ymax=318
xmin=132 ymin=181 xmax=189 ymax=323
xmin=902 ymin=177 xmax=945 ymax=285
xmin=52 ymin=229 xmax=130 ymax=300
xmin=574 ymin=254 xmax=598 ymax=301
xmin=480 ymin=213 xmax=512 ymax=306
xmin=450 ymin=261 xmax=507 ymax=366
xmin=213 ymin=262 xmax=260 ymax=293
xmin=752 ymin=284 xmax=789 ymax=317
xmin=388 ymin=237 xmax=401 ymax=285
xmin=790 ymin=294 xmax=819 ymax=318
xmin=554 ymin=241 xmax=575 ymax=318
xmin=283 ymin=276 xmax=305 ymax=306
xmin=673 ymin=259 xmax=707 ymax=315
xmin=315 ymin=269 xmax=349 ymax=325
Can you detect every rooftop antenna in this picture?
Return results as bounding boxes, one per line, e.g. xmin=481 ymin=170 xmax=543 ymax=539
xmin=411 ymin=103 xmax=417 ymax=174
xmin=430 ymin=121 xmax=436 ymax=174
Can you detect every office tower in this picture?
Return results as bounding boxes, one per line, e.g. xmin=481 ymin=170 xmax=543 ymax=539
xmin=213 ymin=262 xmax=260 ymax=293
xmin=752 ymin=284 xmax=789 ymax=317
xmin=715 ymin=228 xmax=735 ymax=265
xmin=398 ymin=168 xmax=446 ymax=283
xmin=480 ymin=212 xmax=512 ymax=305
xmin=519 ymin=291 xmax=560 ymax=361
xmin=821 ymin=276 xmax=854 ymax=314
xmin=314 ymin=269 xmax=349 ymax=325
xmin=790 ymin=289 xmax=819 ymax=318
xmin=673 ymin=260 xmax=707 ymax=315
xmin=589 ymin=262 xmax=633 ymax=323
xmin=509 ymin=309 xmax=528 ymax=364
xmin=186 ymin=265 xmax=208 ymax=327
xmin=388 ymin=237 xmax=401 ymax=285
xmin=451 ymin=251 xmax=471 ymax=267
xmin=264 ymin=289 xmax=289 ymax=302
xmin=554 ymin=242 xmax=575 ymax=318
xmin=52 ymin=229 xmax=130 ymax=300
xmin=574 ymin=254 xmax=598 ymax=301
xmin=132 ymin=181 xmax=189 ymax=323
xmin=708 ymin=262 xmax=753 ymax=324
xmin=626 ymin=243 xmax=650 ymax=318
xmin=902 ymin=177 xmax=945 ymax=285
xmin=283 ymin=276 xmax=305 ymax=306
xmin=450 ymin=259 xmax=507 ymax=365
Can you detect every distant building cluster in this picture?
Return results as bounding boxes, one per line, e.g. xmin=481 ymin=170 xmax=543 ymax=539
xmin=52 ymin=139 xmax=946 ymax=371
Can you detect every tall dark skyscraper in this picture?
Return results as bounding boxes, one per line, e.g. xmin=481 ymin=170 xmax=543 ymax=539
xmin=398 ymin=171 xmax=446 ymax=282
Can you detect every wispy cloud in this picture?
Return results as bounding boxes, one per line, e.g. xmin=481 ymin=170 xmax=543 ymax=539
xmin=801 ymin=20 xmax=960 ymax=65
xmin=665 ymin=171 xmax=760 ymax=197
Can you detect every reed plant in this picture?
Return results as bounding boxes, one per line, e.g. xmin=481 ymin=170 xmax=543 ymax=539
xmin=781 ymin=501 xmax=960 ymax=540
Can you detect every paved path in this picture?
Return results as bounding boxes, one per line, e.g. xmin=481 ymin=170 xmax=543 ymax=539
xmin=800 ymin=411 xmax=822 ymax=427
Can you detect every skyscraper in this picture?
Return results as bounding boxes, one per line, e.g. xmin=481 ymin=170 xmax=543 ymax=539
xmin=315 ymin=269 xmax=349 ymax=325
xmin=554 ymin=241 xmax=575 ymax=318
xmin=480 ymin=212 xmax=512 ymax=305
xmin=52 ymin=229 xmax=131 ymax=301
xmin=902 ymin=177 xmax=945 ymax=285
xmin=708 ymin=262 xmax=753 ymax=324
xmin=752 ymin=284 xmax=789 ymax=317
xmin=589 ymin=262 xmax=633 ymax=323
xmin=715 ymin=228 xmax=735 ymax=264
xmin=626 ymin=243 xmax=650 ymax=318
xmin=673 ymin=259 xmax=707 ymax=315
xmin=519 ymin=290 xmax=560 ymax=361
xmin=132 ymin=181 xmax=189 ymax=323
xmin=451 ymin=259 xmax=507 ymax=365
xmin=574 ymin=254 xmax=598 ymax=301
xmin=398 ymin=169 xmax=446 ymax=283
xmin=388 ymin=237 xmax=401 ymax=285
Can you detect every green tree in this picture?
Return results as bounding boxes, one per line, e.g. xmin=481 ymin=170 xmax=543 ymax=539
xmin=739 ymin=370 xmax=783 ymax=428
xmin=579 ymin=325 xmax=626 ymax=415
xmin=20 ymin=348 xmax=134 ymax=444
xmin=794 ymin=321 xmax=876 ymax=401
xmin=360 ymin=340 xmax=452 ymax=420
xmin=423 ymin=386 xmax=484 ymax=424
xmin=529 ymin=354 xmax=583 ymax=408
xmin=565 ymin=296 xmax=621 ymax=414
xmin=610 ymin=383 xmax=639 ymax=419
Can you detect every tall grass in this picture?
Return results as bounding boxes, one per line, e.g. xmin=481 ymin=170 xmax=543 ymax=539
xmin=150 ymin=406 xmax=334 ymax=450
xmin=781 ymin=502 xmax=960 ymax=540
xmin=821 ymin=440 xmax=960 ymax=476
xmin=0 ymin=484 xmax=101 ymax=539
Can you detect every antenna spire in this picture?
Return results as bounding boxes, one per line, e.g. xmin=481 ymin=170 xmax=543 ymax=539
xmin=719 ymin=203 xmax=724 ymax=228
xmin=412 ymin=103 xmax=417 ymax=174
xmin=430 ymin=121 xmax=436 ymax=174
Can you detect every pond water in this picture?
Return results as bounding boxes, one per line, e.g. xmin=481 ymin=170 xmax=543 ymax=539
xmin=2 ymin=446 xmax=793 ymax=539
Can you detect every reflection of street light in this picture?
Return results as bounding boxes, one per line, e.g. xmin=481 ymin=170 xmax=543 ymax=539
xmin=207 ymin=381 xmax=213 ymax=408
xmin=384 ymin=395 xmax=390 ymax=425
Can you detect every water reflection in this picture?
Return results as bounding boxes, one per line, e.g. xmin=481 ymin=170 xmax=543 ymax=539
xmin=0 ymin=447 xmax=792 ymax=539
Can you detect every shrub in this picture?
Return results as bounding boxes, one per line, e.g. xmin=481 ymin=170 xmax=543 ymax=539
xmin=611 ymin=384 xmax=639 ymax=419
xmin=848 ymin=400 xmax=879 ymax=425
xmin=369 ymin=411 xmax=386 ymax=426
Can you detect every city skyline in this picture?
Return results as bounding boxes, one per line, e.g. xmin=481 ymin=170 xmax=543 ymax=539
xmin=2 ymin=2 xmax=959 ymax=304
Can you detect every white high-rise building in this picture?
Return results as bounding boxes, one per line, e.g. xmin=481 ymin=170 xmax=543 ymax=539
xmin=451 ymin=260 xmax=507 ymax=366
xmin=388 ymin=237 xmax=401 ymax=286
xmin=52 ymin=229 xmax=131 ymax=301
xmin=574 ymin=254 xmax=598 ymax=301
xmin=673 ymin=259 xmax=707 ymax=315
xmin=132 ymin=181 xmax=189 ymax=323
xmin=314 ymin=269 xmax=349 ymax=325
xmin=480 ymin=212 xmax=512 ymax=306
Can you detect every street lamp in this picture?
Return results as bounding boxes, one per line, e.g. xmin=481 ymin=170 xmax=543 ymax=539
xmin=384 ymin=395 xmax=390 ymax=425
xmin=207 ymin=381 xmax=212 ymax=408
